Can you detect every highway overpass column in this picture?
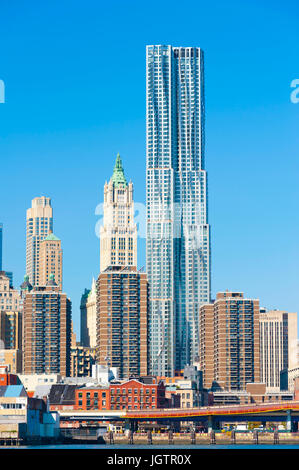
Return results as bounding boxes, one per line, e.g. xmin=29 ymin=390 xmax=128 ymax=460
xmin=286 ymin=410 xmax=292 ymax=432
xmin=124 ymin=419 xmax=135 ymax=432
xmin=286 ymin=410 xmax=298 ymax=432
xmin=207 ymin=416 xmax=220 ymax=432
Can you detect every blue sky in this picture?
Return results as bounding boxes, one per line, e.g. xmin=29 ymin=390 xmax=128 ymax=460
xmin=0 ymin=0 xmax=298 ymax=338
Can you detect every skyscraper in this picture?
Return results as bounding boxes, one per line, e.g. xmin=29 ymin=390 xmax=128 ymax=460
xmin=96 ymin=157 xmax=148 ymax=378
xmin=100 ymin=154 xmax=137 ymax=272
xmin=39 ymin=231 xmax=63 ymax=291
xmin=260 ymin=310 xmax=298 ymax=391
xmin=96 ymin=266 xmax=148 ymax=379
xmin=0 ymin=223 xmax=13 ymax=287
xmin=80 ymin=279 xmax=97 ymax=348
xmin=146 ymin=45 xmax=210 ymax=376
xmin=23 ymin=275 xmax=71 ymax=375
xmin=26 ymin=196 xmax=53 ymax=286
xmin=0 ymin=272 xmax=22 ymax=312
xmin=199 ymin=292 xmax=260 ymax=391
xmin=0 ymin=272 xmax=22 ymax=350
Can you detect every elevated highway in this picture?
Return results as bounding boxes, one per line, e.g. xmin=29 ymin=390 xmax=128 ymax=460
xmin=60 ymin=400 xmax=299 ymax=431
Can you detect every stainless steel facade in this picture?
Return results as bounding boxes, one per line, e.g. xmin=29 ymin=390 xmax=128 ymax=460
xmin=146 ymin=45 xmax=211 ymax=376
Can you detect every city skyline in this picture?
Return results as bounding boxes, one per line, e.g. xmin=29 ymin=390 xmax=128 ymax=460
xmin=0 ymin=1 xmax=298 ymax=339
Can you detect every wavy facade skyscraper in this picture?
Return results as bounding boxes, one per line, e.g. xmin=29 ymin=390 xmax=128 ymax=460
xmin=146 ymin=45 xmax=211 ymax=376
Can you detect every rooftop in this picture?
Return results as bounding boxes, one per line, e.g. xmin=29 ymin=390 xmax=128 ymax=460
xmin=111 ymin=153 xmax=127 ymax=188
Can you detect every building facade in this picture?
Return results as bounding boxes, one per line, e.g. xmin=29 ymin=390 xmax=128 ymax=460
xmin=70 ymin=345 xmax=96 ymax=377
xmin=75 ymin=379 xmax=166 ymax=411
xmin=23 ymin=276 xmax=72 ymax=376
xmin=39 ymin=232 xmax=63 ymax=291
xmin=199 ymin=292 xmax=260 ymax=391
xmin=0 ymin=311 xmax=22 ymax=350
xmin=0 ymin=272 xmax=22 ymax=314
xmin=26 ymin=197 xmax=53 ymax=287
xmin=0 ymin=349 xmax=22 ymax=373
xmin=80 ymin=279 xmax=97 ymax=348
xmin=260 ymin=309 xmax=298 ymax=391
xmin=0 ymin=272 xmax=22 ymax=360
xmin=96 ymin=266 xmax=148 ymax=379
xmin=146 ymin=45 xmax=210 ymax=376
xmin=100 ymin=154 xmax=137 ymax=272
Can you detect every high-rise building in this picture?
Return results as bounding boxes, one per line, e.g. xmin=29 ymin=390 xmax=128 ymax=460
xmin=260 ymin=309 xmax=298 ymax=391
xmin=80 ymin=279 xmax=97 ymax=348
xmin=0 ymin=272 xmax=23 ymax=369
xmin=39 ymin=231 xmax=63 ymax=291
xmin=0 ymin=310 xmax=22 ymax=351
xmin=100 ymin=154 xmax=137 ymax=272
xmin=146 ymin=45 xmax=210 ymax=376
xmin=5 ymin=272 xmax=13 ymax=288
xmin=199 ymin=292 xmax=260 ymax=391
xmin=0 ymin=223 xmax=13 ymax=287
xmin=23 ymin=275 xmax=71 ymax=375
xmin=0 ymin=272 xmax=22 ymax=313
xmin=80 ymin=288 xmax=90 ymax=346
xmin=26 ymin=196 xmax=53 ymax=286
xmin=96 ymin=266 xmax=148 ymax=379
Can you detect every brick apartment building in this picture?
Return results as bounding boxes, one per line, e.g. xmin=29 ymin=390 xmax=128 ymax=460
xmin=199 ymin=291 xmax=260 ymax=391
xmin=23 ymin=279 xmax=72 ymax=376
xmin=96 ymin=267 xmax=148 ymax=379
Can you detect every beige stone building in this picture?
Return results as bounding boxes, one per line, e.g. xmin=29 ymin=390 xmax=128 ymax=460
xmin=0 ymin=349 xmax=22 ymax=373
xmin=39 ymin=232 xmax=63 ymax=291
xmin=26 ymin=196 xmax=53 ymax=287
xmin=199 ymin=291 xmax=260 ymax=391
xmin=0 ymin=272 xmax=21 ymax=314
xmin=100 ymin=154 xmax=137 ymax=272
xmin=260 ymin=309 xmax=298 ymax=391
xmin=0 ymin=272 xmax=22 ymax=355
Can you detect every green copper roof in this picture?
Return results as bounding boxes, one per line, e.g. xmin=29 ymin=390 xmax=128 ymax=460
xmin=44 ymin=232 xmax=60 ymax=241
xmin=111 ymin=153 xmax=127 ymax=188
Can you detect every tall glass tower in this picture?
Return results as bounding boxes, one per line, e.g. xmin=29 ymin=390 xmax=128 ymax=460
xmin=146 ymin=45 xmax=211 ymax=376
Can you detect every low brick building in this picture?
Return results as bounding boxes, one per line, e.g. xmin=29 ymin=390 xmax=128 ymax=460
xmin=75 ymin=378 xmax=166 ymax=411
xmin=109 ymin=379 xmax=165 ymax=410
xmin=76 ymin=386 xmax=109 ymax=410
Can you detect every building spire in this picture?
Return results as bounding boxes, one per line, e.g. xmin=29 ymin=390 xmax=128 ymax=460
xmin=111 ymin=153 xmax=127 ymax=188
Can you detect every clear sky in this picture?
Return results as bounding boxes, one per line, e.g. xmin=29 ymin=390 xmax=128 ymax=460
xmin=0 ymin=0 xmax=298 ymax=338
